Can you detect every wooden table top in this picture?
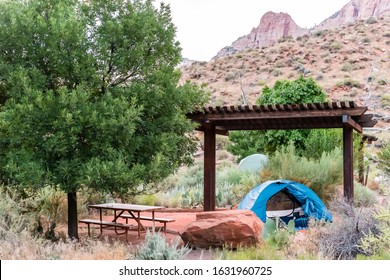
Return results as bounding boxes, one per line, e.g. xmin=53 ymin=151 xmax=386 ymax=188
xmin=88 ymin=203 xmax=164 ymax=212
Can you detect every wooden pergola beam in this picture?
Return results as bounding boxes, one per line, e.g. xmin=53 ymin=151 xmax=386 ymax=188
xmin=215 ymin=126 xmax=229 ymax=136
xmin=188 ymin=102 xmax=377 ymax=211
xmin=342 ymin=115 xmax=362 ymax=133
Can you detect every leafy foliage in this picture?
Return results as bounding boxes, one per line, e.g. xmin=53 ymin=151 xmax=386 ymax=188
xmin=258 ymin=76 xmax=327 ymax=105
xmin=228 ymin=76 xmax=327 ymax=159
xmin=301 ymin=129 xmax=343 ymax=159
xmin=0 ymin=0 xmax=208 ymax=238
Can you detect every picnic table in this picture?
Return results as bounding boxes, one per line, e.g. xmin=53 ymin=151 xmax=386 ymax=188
xmin=79 ymin=203 xmax=175 ymax=241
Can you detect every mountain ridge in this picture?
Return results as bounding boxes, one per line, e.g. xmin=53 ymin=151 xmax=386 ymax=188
xmin=180 ymin=16 xmax=389 ymax=128
xmin=213 ymin=0 xmax=390 ymax=59
xmin=216 ymin=11 xmax=308 ymax=57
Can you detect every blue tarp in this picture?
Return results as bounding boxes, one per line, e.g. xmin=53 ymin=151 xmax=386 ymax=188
xmin=238 ymin=180 xmax=332 ymax=225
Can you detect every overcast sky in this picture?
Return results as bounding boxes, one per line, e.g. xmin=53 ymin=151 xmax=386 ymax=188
xmin=158 ymin=0 xmax=352 ymax=61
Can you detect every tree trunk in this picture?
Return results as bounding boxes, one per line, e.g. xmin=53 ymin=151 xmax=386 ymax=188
xmin=67 ymin=191 xmax=79 ymax=240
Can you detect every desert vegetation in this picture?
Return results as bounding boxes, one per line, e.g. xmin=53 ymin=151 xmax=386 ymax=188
xmin=0 ymin=0 xmax=389 ymax=261
xmin=1 ymin=131 xmax=389 ymax=260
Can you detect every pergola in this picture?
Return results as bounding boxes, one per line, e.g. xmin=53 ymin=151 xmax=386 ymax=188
xmin=187 ymin=101 xmax=377 ymax=211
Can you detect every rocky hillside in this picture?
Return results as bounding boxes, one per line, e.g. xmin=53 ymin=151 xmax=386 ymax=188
xmin=316 ymin=0 xmax=390 ymax=31
xmin=215 ymin=0 xmax=390 ymax=58
xmin=180 ymin=16 xmax=390 ymax=128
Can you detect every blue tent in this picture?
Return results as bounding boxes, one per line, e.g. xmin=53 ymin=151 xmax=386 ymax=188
xmin=238 ymin=180 xmax=332 ymax=227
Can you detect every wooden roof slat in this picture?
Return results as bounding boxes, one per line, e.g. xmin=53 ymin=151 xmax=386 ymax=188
xmin=222 ymin=106 xmax=230 ymax=113
xmin=188 ymin=102 xmax=375 ymax=132
xmin=230 ymin=105 xmax=237 ymax=112
xmin=298 ymin=104 xmax=308 ymax=110
xmin=253 ymin=105 xmax=261 ymax=112
xmin=260 ymin=105 xmax=269 ymax=111
xmin=324 ymin=103 xmax=331 ymax=109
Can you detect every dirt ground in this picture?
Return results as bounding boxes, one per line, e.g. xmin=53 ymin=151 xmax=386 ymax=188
xmin=77 ymin=209 xmax=218 ymax=260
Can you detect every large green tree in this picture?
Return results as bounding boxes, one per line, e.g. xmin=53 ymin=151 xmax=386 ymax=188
xmin=0 ymin=0 xmax=207 ymax=239
xmin=228 ymin=76 xmax=327 ymax=160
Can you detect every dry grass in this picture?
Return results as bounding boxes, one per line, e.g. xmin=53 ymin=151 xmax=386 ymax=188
xmin=0 ymin=231 xmax=133 ymax=260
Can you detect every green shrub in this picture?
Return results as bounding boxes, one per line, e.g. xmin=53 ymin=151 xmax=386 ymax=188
xmin=336 ymin=79 xmax=361 ymax=88
xmin=366 ymin=17 xmax=378 ymax=24
xmin=37 ymin=186 xmax=67 ymax=224
xmin=161 ymin=161 xmax=204 ymax=190
xmin=262 ymin=218 xmax=295 ymax=249
xmin=302 ymin=129 xmax=342 ymax=160
xmin=133 ymin=194 xmax=156 ymax=206
xmin=354 ymin=182 xmax=378 ymax=207
xmin=378 ymin=78 xmax=388 ymax=86
xmin=341 ymin=63 xmax=352 ymax=72
xmin=157 ymin=160 xmax=263 ymax=208
xmin=218 ymin=244 xmax=284 ymax=260
xmin=135 ymin=231 xmax=191 ymax=260
xmin=358 ymin=205 xmax=390 ymax=258
xmin=377 ymin=141 xmax=390 ymax=174
xmin=216 ymin=183 xmax=238 ymax=207
xmin=314 ymin=30 xmax=326 ymax=37
xmin=224 ymin=72 xmax=236 ymax=82
xmin=330 ymin=41 xmax=342 ymax=52
xmin=154 ymin=185 xmax=203 ymax=208
xmin=0 ymin=186 xmax=36 ymax=240
xmin=262 ymin=144 xmax=343 ymax=202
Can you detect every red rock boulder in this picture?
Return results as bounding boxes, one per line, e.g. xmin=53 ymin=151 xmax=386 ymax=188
xmin=180 ymin=210 xmax=262 ymax=249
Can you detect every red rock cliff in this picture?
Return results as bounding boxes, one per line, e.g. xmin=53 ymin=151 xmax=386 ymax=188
xmin=217 ymin=12 xmax=308 ymax=57
xmin=316 ymin=0 xmax=390 ymax=30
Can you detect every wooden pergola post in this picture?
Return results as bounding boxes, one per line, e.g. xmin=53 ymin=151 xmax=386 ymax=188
xmin=188 ymin=103 xmax=377 ymax=211
xmin=358 ymin=138 xmax=365 ymax=185
xmin=343 ymin=125 xmax=354 ymax=202
xmin=203 ymin=122 xmax=216 ymax=211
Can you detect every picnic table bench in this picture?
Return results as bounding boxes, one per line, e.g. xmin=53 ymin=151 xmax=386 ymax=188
xmin=78 ymin=203 xmax=174 ymax=241
xmin=78 ymin=219 xmax=135 ymax=242
xmin=120 ymin=214 xmax=175 ymax=233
